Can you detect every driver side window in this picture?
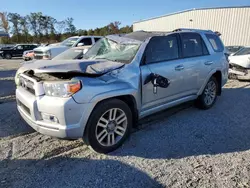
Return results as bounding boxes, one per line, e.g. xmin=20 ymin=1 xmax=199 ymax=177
xmin=145 ymin=35 xmax=179 ymax=64
xmin=16 ymin=45 xmax=23 ymax=50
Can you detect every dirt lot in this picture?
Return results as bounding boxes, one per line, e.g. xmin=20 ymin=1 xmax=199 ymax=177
xmin=1 ymin=59 xmax=250 ymax=188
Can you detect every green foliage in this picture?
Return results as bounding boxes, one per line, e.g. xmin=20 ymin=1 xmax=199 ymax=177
xmin=0 ymin=11 xmax=133 ymax=44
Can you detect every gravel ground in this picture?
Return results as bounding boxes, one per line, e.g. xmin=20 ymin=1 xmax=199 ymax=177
xmin=1 ymin=59 xmax=250 ymax=188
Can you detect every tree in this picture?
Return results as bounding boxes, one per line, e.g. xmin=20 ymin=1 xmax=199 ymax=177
xmin=27 ymin=12 xmax=39 ymax=38
xmin=108 ymin=21 xmax=121 ymax=34
xmin=0 ymin=12 xmax=9 ymax=33
xmin=8 ymin=13 xmax=21 ymax=42
xmin=64 ymin=17 xmax=76 ymax=34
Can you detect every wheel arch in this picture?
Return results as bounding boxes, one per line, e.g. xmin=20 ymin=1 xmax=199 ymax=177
xmin=198 ymin=69 xmax=222 ymax=96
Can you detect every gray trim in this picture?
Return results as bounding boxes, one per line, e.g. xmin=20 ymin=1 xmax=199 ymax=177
xmin=133 ymin=6 xmax=250 ymax=24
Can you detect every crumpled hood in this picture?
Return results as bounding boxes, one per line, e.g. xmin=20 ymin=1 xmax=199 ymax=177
xmin=21 ymin=59 xmax=124 ymax=75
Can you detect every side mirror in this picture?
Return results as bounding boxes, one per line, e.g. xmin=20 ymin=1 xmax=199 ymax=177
xmin=152 ymin=74 xmax=170 ymax=88
xmin=77 ymin=42 xmax=84 ymax=47
xmin=144 ymin=73 xmax=170 ymax=94
xmin=83 ymin=48 xmax=88 ymax=54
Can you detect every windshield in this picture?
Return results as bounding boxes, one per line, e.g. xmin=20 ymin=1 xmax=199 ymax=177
xmin=233 ymin=47 xmax=250 ymax=56
xmin=61 ymin=37 xmax=79 ymax=47
xmin=84 ymin=38 xmax=140 ymax=63
xmin=53 ymin=48 xmax=84 ymax=60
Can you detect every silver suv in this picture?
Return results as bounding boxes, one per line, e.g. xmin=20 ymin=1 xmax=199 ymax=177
xmin=16 ymin=29 xmax=228 ymax=153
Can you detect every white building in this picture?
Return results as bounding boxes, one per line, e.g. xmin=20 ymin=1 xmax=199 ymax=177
xmin=133 ymin=6 xmax=250 ymax=46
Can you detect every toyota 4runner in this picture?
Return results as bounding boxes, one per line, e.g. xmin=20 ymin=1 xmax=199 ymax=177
xmin=16 ymin=29 xmax=228 ymax=153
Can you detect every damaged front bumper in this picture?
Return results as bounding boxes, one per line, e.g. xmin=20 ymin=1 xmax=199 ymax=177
xmin=229 ymin=64 xmax=250 ymax=81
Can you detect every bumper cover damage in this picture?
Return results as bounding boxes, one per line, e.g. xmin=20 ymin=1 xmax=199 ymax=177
xmin=229 ymin=63 xmax=250 ymax=81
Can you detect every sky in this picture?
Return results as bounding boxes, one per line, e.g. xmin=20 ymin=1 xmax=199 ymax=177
xmin=1 ymin=0 xmax=250 ymax=30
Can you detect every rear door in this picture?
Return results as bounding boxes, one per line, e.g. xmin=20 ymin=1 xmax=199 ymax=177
xmin=179 ymin=32 xmax=212 ymax=95
xmin=141 ymin=34 xmax=186 ymax=111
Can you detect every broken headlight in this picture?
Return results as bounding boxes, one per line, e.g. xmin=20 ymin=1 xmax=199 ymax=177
xmin=43 ymin=80 xmax=81 ymax=97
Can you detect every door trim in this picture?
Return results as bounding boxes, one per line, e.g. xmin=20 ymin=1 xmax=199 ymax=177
xmin=139 ymin=94 xmax=197 ymax=119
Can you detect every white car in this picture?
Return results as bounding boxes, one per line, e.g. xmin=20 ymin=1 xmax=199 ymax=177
xmin=229 ymin=46 xmax=250 ymax=80
xmin=33 ymin=36 xmax=102 ymax=60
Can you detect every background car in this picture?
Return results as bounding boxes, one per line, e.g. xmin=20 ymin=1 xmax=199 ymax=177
xmin=33 ymin=36 xmax=102 ymax=60
xmin=0 ymin=44 xmax=37 ymax=59
xmin=23 ymin=50 xmax=35 ymax=61
xmin=226 ymin=46 xmax=243 ymax=55
xmin=229 ymin=46 xmax=250 ymax=80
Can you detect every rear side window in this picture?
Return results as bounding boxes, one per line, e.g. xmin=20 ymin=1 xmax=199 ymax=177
xmin=206 ymin=34 xmax=224 ymax=52
xmin=94 ymin=37 xmax=101 ymax=42
xmin=145 ymin=35 xmax=179 ymax=64
xmin=180 ymin=33 xmax=208 ymax=58
xmin=79 ymin=38 xmax=92 ymax=45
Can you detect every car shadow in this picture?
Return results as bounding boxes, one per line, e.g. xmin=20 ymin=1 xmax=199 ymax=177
xmin=111 ymin=86 xmax=250 ymax=159
xmin=0 ymin=158 xmax=164 ymax=188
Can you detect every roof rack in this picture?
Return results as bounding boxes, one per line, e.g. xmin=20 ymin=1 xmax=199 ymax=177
xmin=173 ymin=28 xmax=213 ymax=33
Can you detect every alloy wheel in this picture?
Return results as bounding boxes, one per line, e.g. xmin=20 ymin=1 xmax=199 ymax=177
xmin=204 ymin=80 xmax=217 ymax=106
xmin=95 ymin=108 xmax=128 ymax=147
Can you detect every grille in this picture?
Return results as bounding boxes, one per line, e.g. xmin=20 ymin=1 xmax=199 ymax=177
xmin=34 ymin=55 xmax=44 ymax=60
xmin=34 ymin=51 xmax=44 ymax=55
xmin=19 ymin=76 xmax=35 ymax=95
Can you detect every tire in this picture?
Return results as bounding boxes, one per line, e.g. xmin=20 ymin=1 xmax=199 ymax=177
xmin=4 ymin=54 xmax=12 ymax=59
xmin=196 ymin=76 xmax=218 ymax=110
xmin=84 ymin=99 xmax=132 ymax=153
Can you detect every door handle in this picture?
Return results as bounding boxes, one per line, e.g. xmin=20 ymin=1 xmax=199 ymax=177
xmin=175 ymin=65 xmax=184 ymax=71
xmin=204 ymin=61 xmax=214 ymax=65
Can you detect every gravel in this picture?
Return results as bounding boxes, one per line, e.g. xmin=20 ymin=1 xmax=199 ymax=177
xmin=1 ymin=59 xmax=250 ymax=188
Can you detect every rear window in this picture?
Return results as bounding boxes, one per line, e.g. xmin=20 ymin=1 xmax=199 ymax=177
xmin=206 ymin=34 xmax=224 ymax=52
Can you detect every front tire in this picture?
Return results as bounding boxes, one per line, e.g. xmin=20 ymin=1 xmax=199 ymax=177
xmin=196 ymin=77 xmax=218 ymax=109
xmin=84 ymin=99 xmax=132 ymax=153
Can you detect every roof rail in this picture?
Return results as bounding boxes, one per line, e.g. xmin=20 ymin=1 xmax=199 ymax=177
xmin=173 ymin=28 xmax=213 ymax=33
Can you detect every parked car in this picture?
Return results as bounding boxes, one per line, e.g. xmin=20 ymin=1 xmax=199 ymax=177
xmin=226 ymin=46 xmax=243 ymax=55
xmin=33 ymin=36 xmax=102 ymax=60
xmin=229 ymin=46 xmax=250 ymax=80
xmin=23 ymin=50 xmax=35 ymax=61
xmin=0 ymin=44 xmax=38 ymax=59
xmin=15 ymin=29 xmax=228 ymax=153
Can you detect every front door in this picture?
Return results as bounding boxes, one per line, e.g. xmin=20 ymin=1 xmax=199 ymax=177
xmin=15 ymin=45 xmax=24 ymax=57
xmin=141 ymin=34 xmax=186 ymax=111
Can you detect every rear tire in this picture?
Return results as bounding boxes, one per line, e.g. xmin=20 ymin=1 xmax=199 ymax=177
xmin=196 ymin=76 xmax=218 ymax=110
xmin=83 ymin=99 xmax=132 ymax=153
xmin=4 ymin=54 xmax=12 ymax=59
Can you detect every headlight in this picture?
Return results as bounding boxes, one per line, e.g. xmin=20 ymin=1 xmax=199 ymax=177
xmin=0 ymin=51 xmax=3 ymax=53
xmin=43 ymin=80 xmax=81 ymax=97
xmin=44 ymin=50 xmax=51 ymax=59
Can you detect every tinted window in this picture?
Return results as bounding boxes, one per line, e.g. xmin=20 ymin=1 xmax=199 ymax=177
xmin=180 ymin=33 xmax=207 ymax=58
xmin=206 ymin=34 xmax=224 ymax=52
xmin=94 ymin=37 xmax=101 ymax=42
xmin=79 ymin=38 xmax=92 ymax=45
xmin=145 ymin=35 xmax=179 ymax=64
xmin=16 ymin=45 xmax=23 ymax=50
